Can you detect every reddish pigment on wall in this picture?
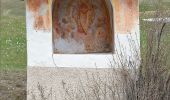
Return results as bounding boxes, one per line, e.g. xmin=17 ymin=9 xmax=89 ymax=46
xmin=26 ymin=0 xmax=139 ymax=54
xmin=53 ymin=0 xmax=113 ymax=54
xmin=27 ymin=0 xmax=51 ymax=30
xmin=112 ymin=0 xmax=139 ymax=33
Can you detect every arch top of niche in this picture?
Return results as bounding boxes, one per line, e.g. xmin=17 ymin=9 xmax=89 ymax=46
xmin=52 ymin=0 xmax=114 ymax=54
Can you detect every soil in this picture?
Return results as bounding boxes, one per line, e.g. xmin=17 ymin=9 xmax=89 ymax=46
xmin=0 ymin=69 xmax=26 ymax=100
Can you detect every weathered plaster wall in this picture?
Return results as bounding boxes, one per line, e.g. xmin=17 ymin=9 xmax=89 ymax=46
xmin=26 ymin=0 xmax=140 ymax=68
xmin=112 ymin=0 xmax=139 ymax=34
xmin=27 ymin=0 xmax=51 ymax=30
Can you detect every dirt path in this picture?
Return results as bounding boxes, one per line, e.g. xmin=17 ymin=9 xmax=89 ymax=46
xmin=0 ymin=69 xmax=26 ymax=100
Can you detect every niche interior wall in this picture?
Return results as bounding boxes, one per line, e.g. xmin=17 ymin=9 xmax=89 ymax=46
xmin=26 ymin=0 xmax=140 ymax=68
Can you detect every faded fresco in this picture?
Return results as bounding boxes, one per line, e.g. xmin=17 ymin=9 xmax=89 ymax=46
xmin=53 ymin=0 xmax=113 ymax=54
xmin=26 ymin=0 xmax=139 ymax=54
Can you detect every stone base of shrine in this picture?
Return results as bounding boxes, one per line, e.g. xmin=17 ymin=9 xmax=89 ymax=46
xmin=27 ymin=67 xmax=125 ymax=100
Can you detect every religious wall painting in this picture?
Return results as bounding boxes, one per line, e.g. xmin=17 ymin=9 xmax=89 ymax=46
xmin=52 ymin=0 xmax=114 ymax=54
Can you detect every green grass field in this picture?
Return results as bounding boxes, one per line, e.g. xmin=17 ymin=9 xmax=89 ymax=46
xmin=0 ymin=0 xmax=26 ymax=69
xmin=0 ymin=16 xmax=26 ymax=69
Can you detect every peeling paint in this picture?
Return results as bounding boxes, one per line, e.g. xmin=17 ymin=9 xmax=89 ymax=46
xmin=27 ymin=0 xmax=51 ymax=30
xmin=112 ymin=0 xmax=139 ymax=34
xmin=27 ymin=0 xmax=138 ymax=33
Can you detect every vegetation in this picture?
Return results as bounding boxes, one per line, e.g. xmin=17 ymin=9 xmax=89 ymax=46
xmin=0 ymin=16 xmax=26 ymax=69
xmin=0 ymin=1 xmax=26 ymax=99
xmin=140 ymin=0 xmax=170 ymax=12
xmin=0 ymin=0 xmax=26 ymax=69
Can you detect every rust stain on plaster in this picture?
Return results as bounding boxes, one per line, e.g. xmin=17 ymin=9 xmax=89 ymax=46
xmin=26 ymin=0 xmax=138 ymax=33
xmin=27 ymin=0 xmax=51 ymax=30
xmin=112 ymin=0 xmax=139 ymax=33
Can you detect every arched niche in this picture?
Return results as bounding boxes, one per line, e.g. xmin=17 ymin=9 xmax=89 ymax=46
xmin=52 ymin=0 xmax=114 ymax=54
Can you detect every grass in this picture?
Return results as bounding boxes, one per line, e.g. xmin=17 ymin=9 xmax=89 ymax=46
xmin=0 ymin=0 xmax=26 ymax=69
xmin=0 ymin=16 xmax=26 ymax=69
xmin=139 ymin=0 xmax=170 ymax=61
xmin=140 ymin=20 xmax=170 ymax=54
xmin=139 ymin=1 xmax=170 ymax=12
xmin=1 ymin=0 xmax=25 ymax=16
xmin=0 ymin=1 xmax=27 ymax=96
